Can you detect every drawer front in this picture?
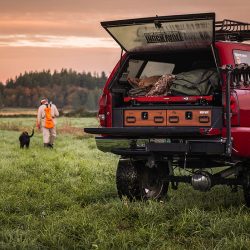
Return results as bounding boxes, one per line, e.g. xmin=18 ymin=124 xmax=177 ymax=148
xmin=124 ymin=110 xmax=166 ymax=126
xmin=167 ymin=110 xmax=211 ymax=126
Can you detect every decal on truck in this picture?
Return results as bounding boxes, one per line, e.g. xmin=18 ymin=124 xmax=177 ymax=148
xmin=144 ymin=31 xmax=184 ymax=43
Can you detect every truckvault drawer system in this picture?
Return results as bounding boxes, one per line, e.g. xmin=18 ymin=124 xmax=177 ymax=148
xmin=123 ymin=109 xmax=212 ymax=127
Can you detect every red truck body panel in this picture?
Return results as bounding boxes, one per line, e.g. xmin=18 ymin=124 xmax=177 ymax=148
xmin=215 ymin=42 xmax=250 ymax=158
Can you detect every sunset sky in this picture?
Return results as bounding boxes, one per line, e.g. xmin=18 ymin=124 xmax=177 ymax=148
xmin=0 ymin=0 xmax=249 ymax=83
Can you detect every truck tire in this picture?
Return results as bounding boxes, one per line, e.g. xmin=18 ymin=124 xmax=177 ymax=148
xmin=116 ymin=158 xmax=141 ymax=200
xmin=116 ymin=158 xmax=169 ymax=200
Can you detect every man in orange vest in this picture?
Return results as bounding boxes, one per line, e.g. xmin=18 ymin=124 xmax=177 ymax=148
xmin=37 ymin=98 xmax=59 ymax=148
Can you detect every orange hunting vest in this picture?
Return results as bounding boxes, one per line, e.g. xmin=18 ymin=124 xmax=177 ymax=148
xmin=44 ymin=104 xmax=54 ymax=129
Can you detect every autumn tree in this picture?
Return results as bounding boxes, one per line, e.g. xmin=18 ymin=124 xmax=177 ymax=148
xmin=1 ymin=69 xmax=107 ymax=110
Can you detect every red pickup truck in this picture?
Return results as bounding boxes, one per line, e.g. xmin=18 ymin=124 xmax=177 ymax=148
xmin=85 ymin=13 xmax=250 ymax=205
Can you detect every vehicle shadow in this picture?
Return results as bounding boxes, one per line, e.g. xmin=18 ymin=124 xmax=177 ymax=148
xmin=75 ymin=184 xmax=248 ymax=211
xmin=166 ymin=184 xmax=247 ymax=210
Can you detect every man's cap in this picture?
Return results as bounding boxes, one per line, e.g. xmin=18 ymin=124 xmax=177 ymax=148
xmin=40 ymin=98 xmax=48 ymax=104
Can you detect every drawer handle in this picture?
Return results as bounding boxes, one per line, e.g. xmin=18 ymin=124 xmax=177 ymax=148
xmin=126 ymin=116 xmax=136 ymax=123
xmin=154 ymin=116 xmax=164 ymax=123
xmin=169 ymin=116 xmax=179 ymax=123
xmin=199 ymin=116 xmax=210 ymax=123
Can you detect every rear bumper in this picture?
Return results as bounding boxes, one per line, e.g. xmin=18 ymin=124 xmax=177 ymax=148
xmin=94 ymin=136 xmax=226 ymax=156
xmin=84 ymin=127 xmax=208 ymax=138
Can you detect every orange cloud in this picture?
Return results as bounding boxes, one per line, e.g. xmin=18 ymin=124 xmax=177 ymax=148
xmin=0 ymin=35 xmax=117 ymax=48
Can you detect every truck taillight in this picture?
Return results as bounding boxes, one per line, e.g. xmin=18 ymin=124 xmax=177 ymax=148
xmin=223 ymin=91 xmax=240 ymax=127
xmin=98 ymin=93 xmax=112 ymax=127
xmin=230 ymin=93 xmax=240 ymax=126
xmin=98 ymin=94 xmax=107 ymax=127
xmin=98 ymin=113 xmax=105 ymax=121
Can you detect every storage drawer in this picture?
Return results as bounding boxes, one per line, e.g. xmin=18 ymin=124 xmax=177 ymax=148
xmin=167 ymin=110 xmax=211 ymax=126
xmin=124 ymin=110 xmax=166 ymax=126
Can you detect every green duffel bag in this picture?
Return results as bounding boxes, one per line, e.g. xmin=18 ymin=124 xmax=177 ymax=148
xmin=170 ymin=69 xmax=220 ymax=96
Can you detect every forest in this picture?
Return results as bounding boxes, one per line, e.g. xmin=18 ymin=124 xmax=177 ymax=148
xmin=0 ymin=69 xmax=107 ymax=111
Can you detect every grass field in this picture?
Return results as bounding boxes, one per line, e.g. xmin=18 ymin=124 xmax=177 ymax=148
xmin=0 ymin=117 xmax=250 ymax=249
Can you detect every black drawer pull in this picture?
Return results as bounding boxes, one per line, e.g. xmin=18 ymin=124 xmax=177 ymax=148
xmin=169 ymin=116 xmax=179 ymax=123
xmin=126 ymin=116 xmax=136 ymax=123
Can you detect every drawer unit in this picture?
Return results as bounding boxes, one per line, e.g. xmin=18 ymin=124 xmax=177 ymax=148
xmin=124 ymin=110 xmax=166 ymax=126
xmin=167 ymin=110 xmax=211 ymax=126
xmin=120 ymin=107 xmax=218 ymax=128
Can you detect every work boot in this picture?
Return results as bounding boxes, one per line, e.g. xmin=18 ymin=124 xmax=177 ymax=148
xmin=48 ymin=143 xmax=53 ymax=148
xmin=44 ymin=143 xmax=50 ymax=148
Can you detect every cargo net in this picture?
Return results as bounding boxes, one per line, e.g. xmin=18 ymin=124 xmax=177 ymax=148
xmin=127 ymin=69 xmax=220 ymax=97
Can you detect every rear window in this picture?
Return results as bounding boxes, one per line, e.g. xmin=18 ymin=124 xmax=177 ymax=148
xmin=140 ymin=61 xmax=175 ymax=78
xmin=125 ymin=59 xmax=175 ymax=79
xmin=233 ymin=50 xmax=250 ymax=64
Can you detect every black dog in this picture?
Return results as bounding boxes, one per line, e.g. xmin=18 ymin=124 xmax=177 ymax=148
xmin=19 ymin=129 xmax=34 ymax=148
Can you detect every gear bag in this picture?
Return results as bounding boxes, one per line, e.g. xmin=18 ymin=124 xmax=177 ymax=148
xmin=170 ymin=69 xmax=220 ymax=96
xmin=44 ymin=103 xmax=54 ymax=129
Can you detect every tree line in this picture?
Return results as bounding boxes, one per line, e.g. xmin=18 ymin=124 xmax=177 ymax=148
xmin=0 ymin=69 xmax=108 ymax=111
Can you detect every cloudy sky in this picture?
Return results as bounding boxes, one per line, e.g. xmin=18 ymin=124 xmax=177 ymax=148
xmin=0 ymin=0 xmax=249 ymax=82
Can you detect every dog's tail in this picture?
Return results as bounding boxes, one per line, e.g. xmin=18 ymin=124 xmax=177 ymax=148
xmin=29 ymin=129 xmax=34 ymax=138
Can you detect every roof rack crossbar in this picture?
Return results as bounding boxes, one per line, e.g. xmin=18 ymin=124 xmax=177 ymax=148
xmin=215 ymin=19 xmax=250 ymax=42
xmin=216 ymin=19 xmax=250 ymax=31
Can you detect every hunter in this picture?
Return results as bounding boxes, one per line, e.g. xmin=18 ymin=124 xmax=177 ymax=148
xmin=37 ymin=98 xmax=59 ymax=148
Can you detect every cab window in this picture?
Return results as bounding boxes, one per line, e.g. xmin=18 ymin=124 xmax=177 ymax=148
xmin=233 ymin=50 xmax=250 ymax=64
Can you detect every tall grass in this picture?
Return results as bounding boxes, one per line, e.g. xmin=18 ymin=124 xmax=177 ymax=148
xmin=0 ymin=117 xmax=98 ymax=138
xmin=0 ymin=118 xmax=250 ymax=249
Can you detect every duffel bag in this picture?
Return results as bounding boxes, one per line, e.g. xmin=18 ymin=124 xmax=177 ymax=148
xmin=170 ymin=69 xmax=220 ymax=96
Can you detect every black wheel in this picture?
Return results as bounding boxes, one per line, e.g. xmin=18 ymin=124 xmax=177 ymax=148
xmin=140 ymin=161 xmax=169 ymax=200
xmin=116 ymin=158 xmax=169 ymax=200
xmin=116 ymin=158 xmax=141 ymax=200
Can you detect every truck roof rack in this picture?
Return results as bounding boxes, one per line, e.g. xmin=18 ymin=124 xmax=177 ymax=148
xmin=215 ymin=19 xmax=250 ymax=42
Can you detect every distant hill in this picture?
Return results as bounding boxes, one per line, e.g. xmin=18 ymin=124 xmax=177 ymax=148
xmin=0 ymin=69 xmax=107 ymax=111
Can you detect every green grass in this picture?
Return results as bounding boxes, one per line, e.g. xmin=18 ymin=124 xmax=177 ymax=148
xmin=0 ymin=117 xmax=250 ymax=249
